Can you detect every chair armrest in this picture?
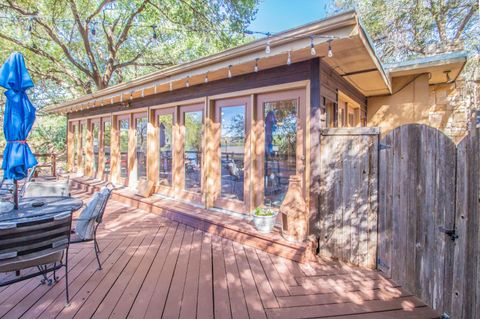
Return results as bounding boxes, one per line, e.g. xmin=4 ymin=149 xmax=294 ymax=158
xmin=73 ymin=217 xmax=96 ymax=222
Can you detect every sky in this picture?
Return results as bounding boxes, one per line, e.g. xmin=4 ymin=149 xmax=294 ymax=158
xmin=248 ymin=0 xmax=334 ymax=35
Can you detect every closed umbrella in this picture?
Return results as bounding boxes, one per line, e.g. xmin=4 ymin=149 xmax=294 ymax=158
xmin=0 ymin=52 xmax=38 ymax=208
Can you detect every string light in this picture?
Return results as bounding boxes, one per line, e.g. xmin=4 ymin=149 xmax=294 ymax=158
xmin=265 ymin=40 xmax=271 ymax=54
xmin=310 ymin=36 xmax=316 ymax=56
xmin=254 ymin=58 xmax=259 ymax=72
xmin=287 ymin=50 xmax=292 ymax=65
xmin=185 ymin=76 xmax=190 ymax=87
xmin=327 ymin=39 xmax=333 ymax=58
xmin=204 ymin=72 xmax=208 ymax=83
xmin=169 ymin=80 xmax=173 ymax=91
xmin=228 ymin=65 xmax=232 ymax=78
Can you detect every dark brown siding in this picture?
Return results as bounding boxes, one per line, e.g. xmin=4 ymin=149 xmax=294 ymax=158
xmin=69 ymin=59 xmax=317 ymax=119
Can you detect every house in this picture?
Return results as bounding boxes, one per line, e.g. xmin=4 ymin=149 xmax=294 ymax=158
xmin=45 ymin=10 xmax=467 ymax=236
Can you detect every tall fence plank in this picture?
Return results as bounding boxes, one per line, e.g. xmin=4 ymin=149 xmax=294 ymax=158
xmin=318 ymin=128 xmax=379 ymax=268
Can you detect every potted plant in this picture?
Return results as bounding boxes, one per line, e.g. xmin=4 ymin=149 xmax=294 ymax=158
xmin=252 ymin=206 xmax=278 ymax=234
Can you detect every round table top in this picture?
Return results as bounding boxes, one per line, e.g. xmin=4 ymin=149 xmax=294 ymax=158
xmin=0 ymin=196 xmax=84 ymax=223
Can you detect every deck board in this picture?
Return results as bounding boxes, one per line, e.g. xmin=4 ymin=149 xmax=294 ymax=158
xmin=0 ymin=187 xmax=439 ymax=319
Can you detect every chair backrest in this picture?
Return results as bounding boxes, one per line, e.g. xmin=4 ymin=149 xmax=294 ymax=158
xmin=22 ymin=180 xmax=70 ymax=198
xmin=95 ymin=186 xmax=113 ymax=224
xmin=0 ymin=211 xmax=72 ymax=272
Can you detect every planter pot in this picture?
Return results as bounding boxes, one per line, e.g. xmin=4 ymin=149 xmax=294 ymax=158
xmin=252 ymin=211 xmax=278 ymax=234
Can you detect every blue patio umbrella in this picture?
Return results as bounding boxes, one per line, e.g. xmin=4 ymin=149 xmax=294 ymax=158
xmin=0 ymin=52 xmax=38 ymax=207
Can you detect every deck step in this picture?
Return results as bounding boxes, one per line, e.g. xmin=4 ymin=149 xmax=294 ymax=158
xmin=71 ymin=178 xmax=317 ymax=263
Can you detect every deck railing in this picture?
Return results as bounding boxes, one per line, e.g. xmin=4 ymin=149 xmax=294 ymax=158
xmin=0 ymin=153 xmax=57 ymax=178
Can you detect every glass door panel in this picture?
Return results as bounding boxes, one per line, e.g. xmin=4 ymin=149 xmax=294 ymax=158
xmin=263 ymin=99 xmax=297 ymax=207
xmin=220 ymin=105 xmax=245 ymax=201
xmin=80 ymin=122 xmax=87 ymax=174
xmin=119 ymin=119 xmax=129 ymax=180
xmin=158 ymin=113 xmax=173 ymax=186
xmin=257 ymin=89 xmax=305 ymax=209
xmin=135 ymin=116 xmax=148 ymax=179
xmin=73 ymin=124 xmax=78 ymax=170
xmin=92 ymin=122 xmax=100 ymax=176
xmin=103 ymin=120 xmax=111 ymax=177
xmin=184 ymin=110 xmax=203 ymax=193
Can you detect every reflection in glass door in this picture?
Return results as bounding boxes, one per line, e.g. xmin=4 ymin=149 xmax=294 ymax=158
xmin=80 ymin=122 xmax=87 ymax=174
xmin=119 ymin=118 xmax=129 ymax=181
xmin=158 ymin=112 xmax=173 ymax=186
xmin=184 ymin=110 xmax=203 ymax=193
xmin=92 ymin=121 xmax=100 ymax=176
xmin=135 ymin=116 xmax=147 ymax=179
xmin=73 ymin=124 xmax=78 ymax=170
xmin=219 ymin=105 xmax=245 ymax=202
xmin=103 ymin=120 xmax=111 ymax=177
xmin=258 ymin=90 xmax=304 ymax=208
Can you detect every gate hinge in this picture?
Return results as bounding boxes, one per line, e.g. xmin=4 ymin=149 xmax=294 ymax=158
xmin=379 ymin=143 xmax=391 ymax=150
xmin=438 ymin=226 xmax=459 ymax=241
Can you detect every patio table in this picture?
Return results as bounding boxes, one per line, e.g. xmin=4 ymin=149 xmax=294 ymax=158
xmin=0 ymin=196 xmax=83 ymax=223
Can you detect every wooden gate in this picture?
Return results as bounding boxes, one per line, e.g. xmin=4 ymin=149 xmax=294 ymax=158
xmin=451 ymin=124 xmax=480 ymax=319
xmin=376 ymin=123 xmax=480 ymax=318
xmin=317 ymin=127 xmax=379 ymax=268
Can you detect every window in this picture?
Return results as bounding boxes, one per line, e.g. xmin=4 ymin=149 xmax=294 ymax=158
xmin=92 ymin=122 xmax=100 ymax=175
xmin=184 ymin=111 xmax=203 ymax=193
xmin=103 ymin=120 xmax=111 ymax=176
xmin=220 ymin=105 xmax=245 ymax=201
xmin=119 ymin=119 xmax=129 ymax=178
xmin=158 ymin=113 xmax=173 ymax=186
xmin=263 ymin=99 xmax=297 ymax=207
xmin=135 ymin=117 xmax=148 ymax=178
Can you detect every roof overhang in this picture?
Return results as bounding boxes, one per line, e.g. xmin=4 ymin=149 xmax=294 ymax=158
xmin=45 ymin=10 xmax=392 ymax=114
xmin=386 ymin=51 xmax=468 ymax=85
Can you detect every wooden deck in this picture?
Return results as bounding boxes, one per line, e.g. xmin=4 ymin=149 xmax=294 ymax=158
xmin=0 ymin=187 xmax=440 ymax=318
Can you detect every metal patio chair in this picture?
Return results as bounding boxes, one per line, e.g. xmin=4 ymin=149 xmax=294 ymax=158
xmin=0 ymin=211 xmax=73 ymax=304
xmin=70 ymin=184 xmax=113 ymax=270
xmin=21 ymin=179 xmax=70 ymax=198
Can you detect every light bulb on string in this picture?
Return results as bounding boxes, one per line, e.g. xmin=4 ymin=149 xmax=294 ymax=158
xmin=254 ymin=58 xmax=259 ymax=73
xmin=327 ymin=40 xmax=333 ymax=58
xmin=265 ymin=40 xmax=271 ymax=54
xmin=310 ymin=36 xmax=316 ymax=56
xmin=186 ymin=76 xmax=190 ymax=88
xmin=204 ymin=73 xmax=208 ymax=83
xmin=287 ymin=50 xmax=292 ymax=65
xmin=228 ymin=65 xmax=232 ymax=78
xmin=169 ymin=80 xmax=173 ymax=91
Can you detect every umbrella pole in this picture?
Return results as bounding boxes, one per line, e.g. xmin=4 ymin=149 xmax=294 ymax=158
xmin=13 ymin=180 xmax=18 ymax=209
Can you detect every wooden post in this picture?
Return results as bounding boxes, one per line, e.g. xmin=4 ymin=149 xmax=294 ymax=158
xmin=147 ymin=108 xmax=159 ymax=191
xmin=51 ymin=154 xmax=56 ymax=177
xmin=204 ymin=98 xmax=216 ymax=208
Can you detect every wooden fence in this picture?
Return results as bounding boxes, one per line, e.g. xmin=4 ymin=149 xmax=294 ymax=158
xmin=317 ymin=121 xmax=479 ymax=318
xmin=317 ymin=127 xmax=379 ymax=268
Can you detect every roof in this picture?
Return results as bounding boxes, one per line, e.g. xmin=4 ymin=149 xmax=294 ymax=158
xmin=44 ymin=10 xmax=394 ymax=114
xmin=385 ymin=51 xmax=468 ymax=84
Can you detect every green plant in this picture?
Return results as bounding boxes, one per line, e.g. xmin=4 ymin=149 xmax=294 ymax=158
xmin=254 ymin=206 xmax=276 ymax=217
